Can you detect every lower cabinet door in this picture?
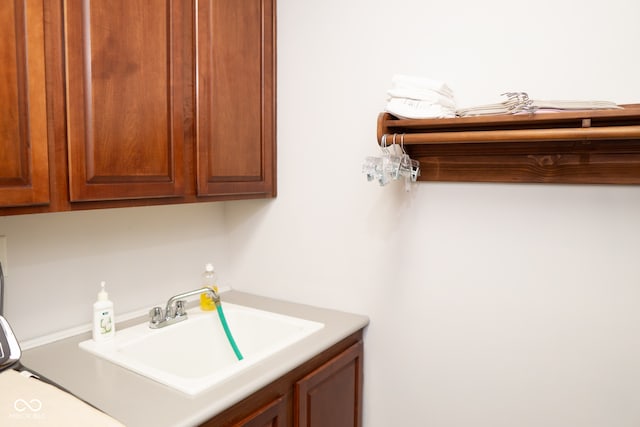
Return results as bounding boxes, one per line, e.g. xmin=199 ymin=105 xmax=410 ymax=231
xmin=295 ymin=341 xmax=364 ymax=427
xmin=198 ymin=331 xmax=365 ymax=427
xmin=232 ymin=395 xmax=287 ymax=427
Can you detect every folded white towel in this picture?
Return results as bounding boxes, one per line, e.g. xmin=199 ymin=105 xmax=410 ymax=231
xmin=385 ymin=98 xmax=456 ymax=119
xmin=386 ymin=89 xmax=457 ymax=109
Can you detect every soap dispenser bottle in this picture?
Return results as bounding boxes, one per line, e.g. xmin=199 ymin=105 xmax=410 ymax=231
xmin=200 ymin=263 xmax=218 ymax=311
xmin=92 ymin=281 xmax=115 ymax=341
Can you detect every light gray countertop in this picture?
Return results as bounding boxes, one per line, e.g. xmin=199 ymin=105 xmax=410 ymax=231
xmin=20 ymin=291 xmax=369 ymax=427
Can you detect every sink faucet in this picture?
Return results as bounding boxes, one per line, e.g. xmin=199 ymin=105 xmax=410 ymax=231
xmin=148 ymin=287 xmax=220 ymax=329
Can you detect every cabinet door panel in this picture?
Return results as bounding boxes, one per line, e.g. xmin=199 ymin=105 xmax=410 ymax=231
xmin=64 ymin=0 xmax=185 ymax=201
xmin=196 ymin=0 xmax=276 ymax=197
xmin=0 ymin=0 xmax=49 ymax=207
xmin=295 ymin=341 xmax=364 ymax=427
xmin=232 ymin=395 xmax=286 ymax=427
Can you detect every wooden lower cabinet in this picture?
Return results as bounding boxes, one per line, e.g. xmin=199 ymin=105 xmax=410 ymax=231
xmin=200 ymin=331 xmax=364 ymax=427
xmin=232 ymin=395 xmax=287 ymax=427
xmin=295 ymin=341 xmax=363 ymax=427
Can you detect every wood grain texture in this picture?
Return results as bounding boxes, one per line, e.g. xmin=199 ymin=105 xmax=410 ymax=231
xmin=64 ymin=0 xmax=185 ymax=201
xmin=196 ymin=0 xmax=276 ymax=197
xmin=295 ymin=341 xmax=363 ymax=427
xmin=200 ymin=332 xmax=363 ymax=427
xmin=0 ymin=0 xmax=50 ymax=207
xmin=0 ymin=0 xmax=277 ymax=215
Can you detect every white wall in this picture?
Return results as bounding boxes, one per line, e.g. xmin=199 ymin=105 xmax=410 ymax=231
xmin=0 ymin=203 xmax=230 ymax=339
xmin=227 ymin=0 xmax=640 ymax=426
xmin=2 ymin=0 xmax=640 ymax=426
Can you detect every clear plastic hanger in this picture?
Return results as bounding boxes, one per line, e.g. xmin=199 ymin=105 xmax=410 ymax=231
xmin=362 ymin=133 xmax=420 ymax=190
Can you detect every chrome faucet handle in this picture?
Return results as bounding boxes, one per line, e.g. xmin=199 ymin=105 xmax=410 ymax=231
xmin=149 ymin=287 xmax=219 ymax=329
xmin=149 ymin=306 xmax=163 ymax=324
xmin=175 ymin=300 xmax=187 ymax=317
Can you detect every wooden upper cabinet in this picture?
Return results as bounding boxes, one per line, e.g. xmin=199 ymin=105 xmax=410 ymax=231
xmin=196 ymin=0 xmax=276 ymax=198
xmin=0 ymin=0 xmax=50 ymax=207
xmin=64 ymin=0 xmax=186 ymax=202
xmin=1 ymin=0 xmax=277 ymax=215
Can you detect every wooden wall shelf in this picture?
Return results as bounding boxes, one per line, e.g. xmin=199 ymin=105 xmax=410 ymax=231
xmin=377 ymin=104 xmax=640 ymax=184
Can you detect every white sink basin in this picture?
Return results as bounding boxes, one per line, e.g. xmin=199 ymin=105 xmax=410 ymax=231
xmin=79 ymin=302 xmax=324 ymax=395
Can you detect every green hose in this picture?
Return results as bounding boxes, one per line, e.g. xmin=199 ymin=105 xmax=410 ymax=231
xmin=215 ymin=302 xmax=243 ymax=361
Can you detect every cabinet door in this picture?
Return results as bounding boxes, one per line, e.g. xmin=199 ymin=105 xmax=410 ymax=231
xmin=0 ymin=0 xmax=49 ymax=207
xmin=196 ymin=0 xmax=276 ymax=198
xmin=295 ymin=341 xmax=364 ymax=427
xmin=231 ymin=395 xmax=287 ymax=427
xmin=64 ymin=0 xmax=186 ymax=202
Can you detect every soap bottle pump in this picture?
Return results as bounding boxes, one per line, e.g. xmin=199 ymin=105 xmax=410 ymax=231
xmin=92 ymin=281 xmax=115 ymax=341
xmin=200 ymin=263 xmax=218 ymax=311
